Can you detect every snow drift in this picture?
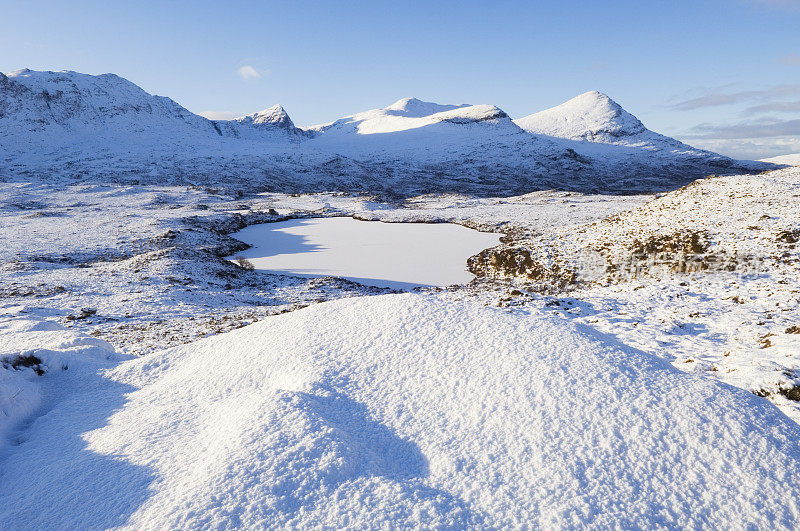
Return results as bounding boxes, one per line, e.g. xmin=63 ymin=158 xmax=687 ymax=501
xmin=2 ymin=294 xmax=799 ymax=528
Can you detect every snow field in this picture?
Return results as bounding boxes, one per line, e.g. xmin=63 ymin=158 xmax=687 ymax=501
xmin=2 ymin=294 xmax=800 ymax=528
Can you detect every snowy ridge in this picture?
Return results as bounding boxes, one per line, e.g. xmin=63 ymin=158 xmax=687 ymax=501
xmin=2 ymin=294 xmax=800 ymax=527
xmin=0 ymin=69 xmax=772 ymax=194
xmin=384 ymin=96 xmax=469 ymax=117
xmin=307 ymin=98 xmax=515 ymax=136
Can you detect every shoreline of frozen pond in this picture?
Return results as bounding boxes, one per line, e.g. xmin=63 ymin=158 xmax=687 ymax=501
xmin=228 ymin=217 xmax=502 ymax=290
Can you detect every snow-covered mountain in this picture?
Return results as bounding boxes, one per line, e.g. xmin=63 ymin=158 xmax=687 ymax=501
xmin=515 ymin=90 xmax=647 ymax=142
xmin=515 ymin=90 xmax=701 ymax=152
xmin=0 ymin=69 xmax=771 ymax=195
xmin=0 ymin=69 xmax=219 ymax=137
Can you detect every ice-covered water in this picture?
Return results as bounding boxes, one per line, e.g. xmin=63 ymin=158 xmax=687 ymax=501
xmin=229 ymin=217 xmax=502 ymax=290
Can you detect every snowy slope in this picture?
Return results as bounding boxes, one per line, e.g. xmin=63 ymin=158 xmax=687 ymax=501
xmin=761 ymin=153 xmax=800 ymax=166
xmin=1 ymin=294 xmax=800 ymax=528
xmin=470 ymin=165 xmax=800 ymax=420
xmin=0 ymin=70 xmax=771 ymax=195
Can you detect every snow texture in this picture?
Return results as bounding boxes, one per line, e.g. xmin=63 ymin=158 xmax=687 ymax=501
xmin=1 ymin=294 xmax=799 ymax=528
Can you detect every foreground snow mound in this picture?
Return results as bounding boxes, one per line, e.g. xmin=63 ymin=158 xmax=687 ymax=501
xmin=2 ymin=294 xmax=799 ymax=528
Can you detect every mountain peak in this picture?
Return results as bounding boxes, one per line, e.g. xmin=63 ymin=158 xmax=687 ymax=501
xmin=386 ymin=96 xmax=421 ymax=109
xmin=235 ymin=104 xmax=295 ymax=130
xmin=577 ymin=90 xmax=612 ymax=101
xmin=515 ymin=91 xmax=646 ymax=141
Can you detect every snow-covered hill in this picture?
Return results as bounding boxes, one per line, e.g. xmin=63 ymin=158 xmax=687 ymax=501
xmin=0 ymin=70 xmax=771 ymax=195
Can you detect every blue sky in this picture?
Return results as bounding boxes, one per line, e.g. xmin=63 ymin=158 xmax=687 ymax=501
xmin=2 ymin=0 xmax=800 ymax=158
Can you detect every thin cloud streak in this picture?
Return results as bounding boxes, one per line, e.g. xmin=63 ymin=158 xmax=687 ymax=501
xmin=672 ymin=84 xmax=800 ymax=110
xmin=685 ymin=118 xmax=800 ymax=139
xmin=743 ymin=100 xmax=800 ymax=115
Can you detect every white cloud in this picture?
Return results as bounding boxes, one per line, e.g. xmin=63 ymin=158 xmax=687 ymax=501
xmin=198 ymin=110 xmax=240 ymax=121
xmin=236 ymin=65 xmax=261 ymax=80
